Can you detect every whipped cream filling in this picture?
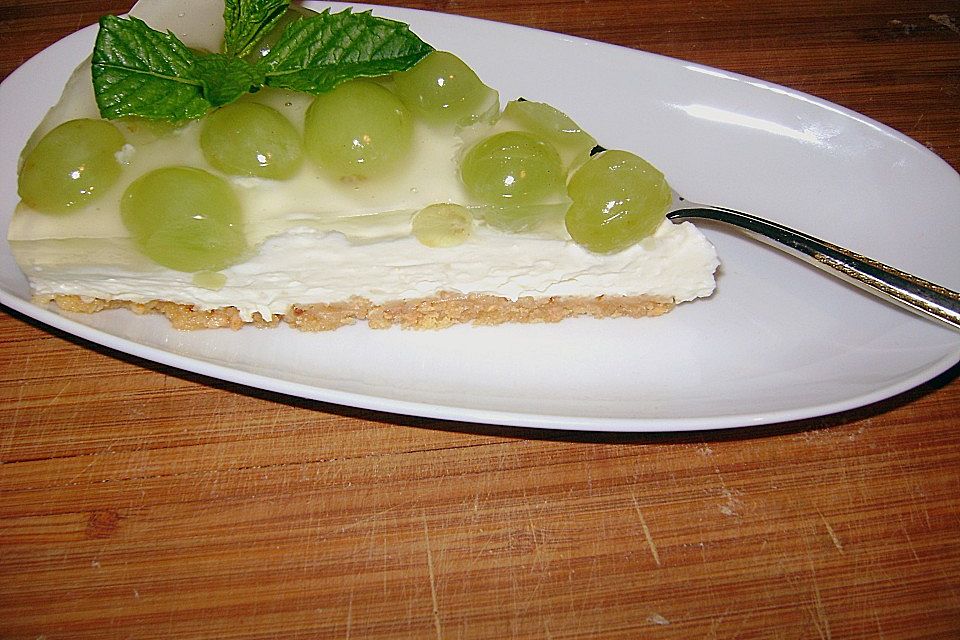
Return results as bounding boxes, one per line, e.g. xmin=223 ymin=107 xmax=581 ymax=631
xmin=13 ymin=220 xmax=718 ymax=321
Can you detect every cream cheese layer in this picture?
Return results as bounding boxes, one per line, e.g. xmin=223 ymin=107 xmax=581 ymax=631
xmin=13 ymin=220 xmax=718 ymax=321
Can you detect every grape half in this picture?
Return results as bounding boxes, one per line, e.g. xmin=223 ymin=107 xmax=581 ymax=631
xmin=565 ymin=150 xmax=671 ymax=253
xmin=303 ymin=80 xmax=413 ymax=180
xmin=200 ymin=102 xmax=303 ymax=179
xmin=393 ymin=51 xmax=498 ymax=126
xmin=411 ymin=203 xmax=474 ymax=247
xmin=460 ymin=131 xmax=565 ymax=207
xmin=121 ymin=167 xmax=247 ymax=272
xmin=18 ymin=119 xmax=126 ymax=214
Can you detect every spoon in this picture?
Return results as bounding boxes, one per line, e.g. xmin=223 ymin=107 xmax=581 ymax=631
xmin=666 ymin=199 xmax=960 ymax=331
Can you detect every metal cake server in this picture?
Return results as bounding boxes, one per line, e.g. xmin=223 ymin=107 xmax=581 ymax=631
xmin=666 ymin=200 xmax=960 ymax=331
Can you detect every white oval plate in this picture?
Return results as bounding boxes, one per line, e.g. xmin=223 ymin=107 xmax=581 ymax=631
xmin=2 ymin=3 xmax=959 ymax=431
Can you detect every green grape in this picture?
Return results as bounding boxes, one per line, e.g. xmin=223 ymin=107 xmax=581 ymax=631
xmin=121 ymin=167 xmax=247 ymax=272
xmin=303 ymin=80 xmax=413 ymax=179
xmin=393 ymin=51 xmax=498 ymax=126
xmin=502 ymin=99 xmax=596 ymax=159
xmin=200 ymin=102 xmax=303 ymax=179
xmin=460 ymin=131 xmax=565 ymax=207
xmin=564 ymin=150 xmax=672 ymax=254
xmin=411 ymin=203 xmax=474 ymax=247
xmin=18 ymin=118 xmax=126 ymax=214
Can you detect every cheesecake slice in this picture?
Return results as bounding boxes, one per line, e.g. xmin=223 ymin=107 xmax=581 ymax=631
xmin=8 ymin=0 xmax=719 ymax=331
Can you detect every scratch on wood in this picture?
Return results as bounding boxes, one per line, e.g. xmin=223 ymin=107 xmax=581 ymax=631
xmin=818 ymin=511 xmax=844 ymax=554
xmin=340 ymin=506 xmax=398 ymax=533
xmin=807 ymin=558 xmax=832 ymax=640
xmin=345 ymin=591 xmax=353 ymax=640
xmin=543 ymin=620 xmax=554 ymax=640
xmin=873 ymin=610 xmax=886 ymax=639
xmin=9 ymin=377 xmax=27 ymax=430
xmin=528 ymin=515 xmax=546 ymax=569
xmin=422 ymin=512 xmax=442 ymax=640
xmin=64 ymin=437 xmax=120 ymax=486
xmin=46 ymin=379 xmax=73 ymax=406
xmin=632 ymin=494 xmax=662 ymax=567
xmin=896 ymin=514 xmax=921 ymax=562
xmin=707 ymin=609 xmax=732 ymax=639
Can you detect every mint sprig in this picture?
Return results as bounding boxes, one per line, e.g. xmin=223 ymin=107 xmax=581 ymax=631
xmin=91 ymin=2 xmax=434 ymax=121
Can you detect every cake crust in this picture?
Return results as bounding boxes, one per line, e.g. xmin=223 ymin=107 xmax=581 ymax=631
xmin=39 ymin=293 xmax=674 ymax=331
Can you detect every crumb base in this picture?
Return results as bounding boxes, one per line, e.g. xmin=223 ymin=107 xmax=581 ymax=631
xmin=37 ymin=292 xmax=675 ymax=331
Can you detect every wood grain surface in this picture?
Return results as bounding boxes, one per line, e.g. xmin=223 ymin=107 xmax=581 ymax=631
xmin=2 ymin=1 xmax=959 ymax=638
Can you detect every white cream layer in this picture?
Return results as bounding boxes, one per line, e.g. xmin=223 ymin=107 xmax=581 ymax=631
xmin=13 ymin=220 xmax=718 ymax=321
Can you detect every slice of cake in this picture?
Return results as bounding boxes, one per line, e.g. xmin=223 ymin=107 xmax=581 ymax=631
xmin=8 ymin=0 xmax=719 ymax=331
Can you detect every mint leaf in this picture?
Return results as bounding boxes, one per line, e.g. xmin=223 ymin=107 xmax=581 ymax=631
xmin=222 ymin=0 xmax=290 ymax=58
xmin=258 ymin=9 xmax=434 ymax=93
xmin=92 ymin=15 xmax=211 ymax=120
xmin=193 ymin=53 xmax=266 ymax=106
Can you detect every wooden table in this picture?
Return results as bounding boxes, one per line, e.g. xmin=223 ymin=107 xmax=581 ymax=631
xmin=2 ymin=1 xmax=959 ymax=637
